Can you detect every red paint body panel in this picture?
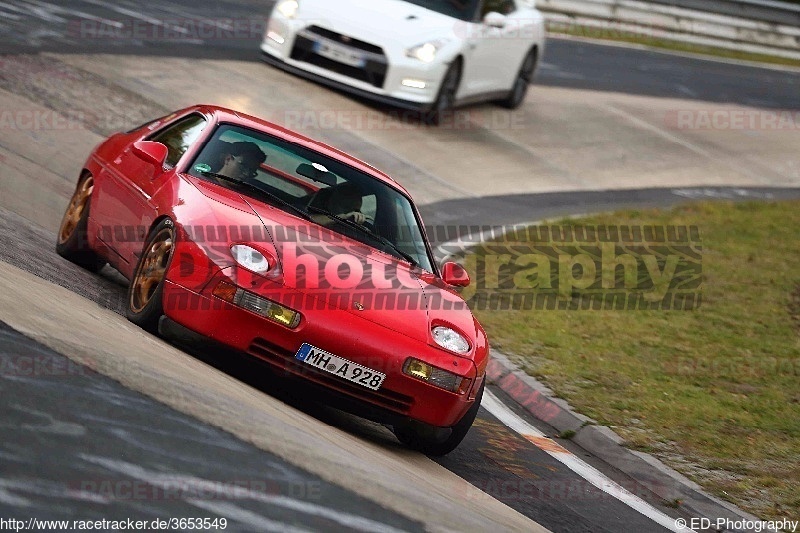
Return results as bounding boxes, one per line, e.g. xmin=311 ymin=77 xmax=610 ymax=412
xmin=79 ymin=105 xmax=489 ymax=429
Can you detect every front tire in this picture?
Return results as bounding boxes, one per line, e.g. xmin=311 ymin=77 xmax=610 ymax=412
xmin=393 ymin=381 xmax=484 ymax=456
xmin=126 ymin=218 xmax=176 ymax=333
xmin=499 ymin=47 xmax=537 ymax=110
xmin=56 ymin=173 xmax=105 ymax=272
xmin=425 ymin=60 xmax=461 ymax=126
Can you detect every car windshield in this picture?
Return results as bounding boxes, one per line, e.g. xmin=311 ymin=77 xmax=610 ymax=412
xmin=187 ymin=124 xmax=434 ymax=272
xmin=400 ymin=0 xmax=481 ymax=21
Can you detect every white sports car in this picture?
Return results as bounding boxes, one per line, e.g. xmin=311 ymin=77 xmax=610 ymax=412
xmin=261 ymin=0 xmax=545 ymax=123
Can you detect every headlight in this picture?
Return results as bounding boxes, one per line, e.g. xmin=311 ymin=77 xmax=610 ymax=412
xmin=403 ymin=358 xmax=467 ymax=393
xmin=431 ymin=326 xmax=470 ymax=354
xmin=406 ymin=39 xmax=449 ymax=63
xmin=275 ymin=0 xmax=299 ymax=18
xmin=231 ymin=245 xmax=270 ymax=274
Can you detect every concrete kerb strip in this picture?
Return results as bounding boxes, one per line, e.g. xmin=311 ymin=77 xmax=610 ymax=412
xmin=486 ymin=349 xmax=773 ymax=533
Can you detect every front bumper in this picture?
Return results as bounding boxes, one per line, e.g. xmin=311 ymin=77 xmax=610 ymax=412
xmin=161 ymin=270 xmax=480 ymax=428
xmin=262 ymin=51 xmax=430 ymax=112
xmin=261 ymin=18 xmax=452 ymax=111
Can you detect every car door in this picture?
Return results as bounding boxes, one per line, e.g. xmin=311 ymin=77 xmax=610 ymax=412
xmin=101 ymin=114 xmax=207 ymax=269
xmin=461 ymin=0 xmax=527 ymax=95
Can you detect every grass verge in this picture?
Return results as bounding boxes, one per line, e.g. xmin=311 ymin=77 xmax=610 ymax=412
xmin=546 ymin=24 xmax=800 ymax=69
xmin=470 ymin=200 xmax=800 ymax=521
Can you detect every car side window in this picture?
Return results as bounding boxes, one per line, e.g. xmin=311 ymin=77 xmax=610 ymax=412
xmin=481 ymin=0 xmax=517 ymax=17
xmin=149 ymin=114 xmax=207 ymax=168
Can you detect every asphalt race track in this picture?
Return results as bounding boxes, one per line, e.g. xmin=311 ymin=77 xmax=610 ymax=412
xmin=1 ymin=1 xmax=799 ymax=532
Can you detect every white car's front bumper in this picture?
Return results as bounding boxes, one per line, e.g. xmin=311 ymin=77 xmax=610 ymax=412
xmin=261 ymin=16 xmax=451 ymax=109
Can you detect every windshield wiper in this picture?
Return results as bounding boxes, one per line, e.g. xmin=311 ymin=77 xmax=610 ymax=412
xmin=307 ymin=205 xmax=418 ymax=267
xmin=198 ymin=170 xmax=311 ymax=221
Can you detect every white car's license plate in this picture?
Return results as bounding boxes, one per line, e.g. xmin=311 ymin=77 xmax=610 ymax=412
xmin=295 ymin=343 xmax=385 ymax=390
xmin=313 ymin=40 xmax=366 ymax=67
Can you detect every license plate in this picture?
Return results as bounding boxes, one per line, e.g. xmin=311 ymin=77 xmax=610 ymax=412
xmin=296 ymin=343 xmax=385 ymax=390
xmin=313 ymin=40 xmax=366 ymax=67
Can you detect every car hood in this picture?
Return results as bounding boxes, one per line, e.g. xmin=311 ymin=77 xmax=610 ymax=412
xmin=298 ymin=0 xmax=460 ymax=47
xmin=185 ymin=177 xmax=478 ymax=354
xmin=247 ymin=201 xmax=478 ymax=352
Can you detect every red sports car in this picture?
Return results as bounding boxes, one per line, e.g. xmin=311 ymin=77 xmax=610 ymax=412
xmin=56 ymin=105 xmax=488 ymax=455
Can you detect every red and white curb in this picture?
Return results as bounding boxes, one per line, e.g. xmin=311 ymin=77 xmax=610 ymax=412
xmin=482 ymin=389 xmax=695 ymax=533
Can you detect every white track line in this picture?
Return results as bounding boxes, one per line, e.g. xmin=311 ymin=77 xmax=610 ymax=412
xmin=482 ymin=389 xmax=695 ymax=533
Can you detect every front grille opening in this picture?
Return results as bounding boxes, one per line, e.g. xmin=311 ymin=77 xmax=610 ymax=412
xmin=248 ymin=338 xmax=414 ymax=414
xmin=290 ymin=29 xmax=388 ymax=88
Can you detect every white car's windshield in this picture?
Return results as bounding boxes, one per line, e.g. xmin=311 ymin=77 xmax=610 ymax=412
xmin=401 ymin=0 xmax=481 ymax=21
xmin=188 ymin=124 xmax=434 ymax=272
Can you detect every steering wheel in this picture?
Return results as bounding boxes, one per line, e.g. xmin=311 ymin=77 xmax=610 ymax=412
xmin=360 ymin=215 xmax=376 ymax=232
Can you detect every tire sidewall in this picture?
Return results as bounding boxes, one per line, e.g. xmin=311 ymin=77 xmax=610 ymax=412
xmin=502 ymin=47 xmax=537 ymax=109
xmin=56 ymin=174 xmax=104 ymax=272
xmin=428 ymin=60 xmax=461 ymax=126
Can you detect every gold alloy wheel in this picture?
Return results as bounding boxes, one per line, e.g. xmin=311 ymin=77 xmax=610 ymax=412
xmin=129 ymin=226 xmax=174 ymax=314
xmin=57 ymin=176 xmax=93 ymax=244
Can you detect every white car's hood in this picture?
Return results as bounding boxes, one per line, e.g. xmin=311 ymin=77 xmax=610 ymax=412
xmin=298 ymin=0 xmax=460 ymax=46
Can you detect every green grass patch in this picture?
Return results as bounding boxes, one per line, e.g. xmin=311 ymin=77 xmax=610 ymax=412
xmin=546 ymin=24 xmax=800 ymax=69
xmin=470 ymin=200 xmax=800 ymax=520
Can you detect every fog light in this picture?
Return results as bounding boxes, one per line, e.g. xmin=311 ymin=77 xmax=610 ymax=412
xmin=401 ymin=79 xmax=426 ymax=89
xmin=213 ymin=281 xmax=301 ymax=328
xmin=404 ymin=359 xmax=431 ymax=380
xmin=267 ymin=31 xmax=285 ymax=44
xmin=403 ymin=358 xmax=463 ymax=393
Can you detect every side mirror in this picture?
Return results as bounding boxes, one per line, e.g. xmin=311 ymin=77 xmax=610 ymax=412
xmin=483 ymin=11 xmax=506 ymax=28
xmin=132 ymin=141 xmax=169 ymax=167
xmin=442 ymin=261 xmax=470 ymax=287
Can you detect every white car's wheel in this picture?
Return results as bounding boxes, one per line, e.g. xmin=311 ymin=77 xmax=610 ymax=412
xmin=499 ymin=47 xmax=537 ymax=110
xmin=425 ymin=60 xmax=461 ymax=126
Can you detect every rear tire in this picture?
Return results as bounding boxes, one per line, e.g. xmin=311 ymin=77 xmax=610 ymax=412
xmin=126 ymin=218 xmax=176 ymax=333
xmin=56 ymin=173 xmax=105 ymax=272
xmin=499 ymin=47 xmax=537 ymax=110
xmin=393 ymin=381 xmax=484 ymax=456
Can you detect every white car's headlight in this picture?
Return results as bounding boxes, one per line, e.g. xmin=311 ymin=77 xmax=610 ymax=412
xmin=275 ymin=0 xmax=299 ymax=19
xmin=231 ymin=245 xmax=270 ymax=274
xmin=406 ymin=39 xmax=449 ymax=63
xmin=431 ymin=326 xmax=470 ymax=354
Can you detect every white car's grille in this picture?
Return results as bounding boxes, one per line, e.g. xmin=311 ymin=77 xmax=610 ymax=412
xmin=291 ymin=27 xmax=388 ymax=89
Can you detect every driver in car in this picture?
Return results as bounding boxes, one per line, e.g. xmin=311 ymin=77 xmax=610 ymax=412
xmin=216 ymin=141 xmax=267 ymax=181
